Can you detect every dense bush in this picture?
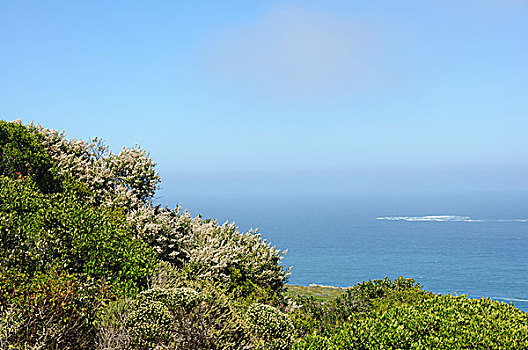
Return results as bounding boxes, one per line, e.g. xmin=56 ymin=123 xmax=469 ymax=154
xmin=0 ymin=119 xmax=290 ymax=349
xmin=0 ymin=176 xmax=156 ymax=297
xmin=0 ymin=120 xmax=61 ymax=193
xmin=96 ymin=285 xmax=255 ymax=350
xmin=291 ymin=277 xmax=427 ymax=338
xmin=25 ymin=121 xmax=290 ymax=300
xmin=295 ymin=295 xmax=528 ymax=349
xmin=0 ymin=175 xmax=156 ymax=348
xmin=0 ymin=121 xmax=160 ymax=348
xmin=293 ymin=277 xmax=528 ymax=349
xmin=246 ymin=303 xmax=295 ymax=350
xmin=0 ymin=269 xmax=108 ymax=350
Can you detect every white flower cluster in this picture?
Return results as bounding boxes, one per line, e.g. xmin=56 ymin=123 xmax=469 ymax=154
xmin=128 ymin=202 xmax=290 ymax=289
xmin=182 ymin=216 xmax=290 ymax=290
xmin=29 ymin=123 xmax=160 ymax=210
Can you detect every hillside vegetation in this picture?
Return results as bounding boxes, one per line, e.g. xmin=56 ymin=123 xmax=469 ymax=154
xmin=1 ymin=120 xmax=527 ymax=349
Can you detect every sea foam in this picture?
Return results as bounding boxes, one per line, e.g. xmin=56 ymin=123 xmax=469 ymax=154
xmin=376 ymin=215 xmax=527 ymax=223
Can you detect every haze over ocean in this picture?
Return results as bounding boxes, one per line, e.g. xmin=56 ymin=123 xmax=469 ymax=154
xmin=158 ymin=192 xmax=528 ymax=312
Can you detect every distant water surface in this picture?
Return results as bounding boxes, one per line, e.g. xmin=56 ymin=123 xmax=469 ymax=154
xmin=157 ymin=192 xmax=528 ymax=311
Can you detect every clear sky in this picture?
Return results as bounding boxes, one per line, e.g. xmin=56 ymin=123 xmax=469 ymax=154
xmin=1 ymin=1 xmax=527 ymax=196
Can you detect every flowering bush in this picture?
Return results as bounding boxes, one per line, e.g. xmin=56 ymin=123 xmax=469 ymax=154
xmin=28 ymin=122 xmax=161 ymax=210
xmin=24 ymin=121 xmax=290 ymax=298
xmin=180 ymin=215 xmax=290 ymax=298
xmin=1 ymin=120 xmax=291 ymax=348
xmin=128 ymin=205 xmax=290 ymax=300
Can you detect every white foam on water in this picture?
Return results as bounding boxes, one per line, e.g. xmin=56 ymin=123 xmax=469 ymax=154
xmin=377 ymin=215 xmax=476 ymax=222
xmin=376 ymin=215 xmax=528 ymax=223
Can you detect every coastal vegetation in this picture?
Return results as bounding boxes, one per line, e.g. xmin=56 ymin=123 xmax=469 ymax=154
xmin=1 ymin=120 xmax=527 ymax=349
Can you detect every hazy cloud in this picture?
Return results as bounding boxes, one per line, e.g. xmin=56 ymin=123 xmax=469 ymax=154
xmin=199 ymin=6 xmax=385 ymax=98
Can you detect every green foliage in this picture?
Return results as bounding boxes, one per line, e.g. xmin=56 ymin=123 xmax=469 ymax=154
xmin=246 ymin=303 xmax=295 ymax=350
xmin=293 ymin=277 xmax=528 ymax=349
xmin=0 ymin=120 xmax=60 ymax=193
xmin=285 ymin=284 xmax=347 ymax=303
xmin=97 ymin=285 xmax=255 ymax=350
xmin=291 ymin=277 xmax=428 ymax=339
xmin=0 ymin=172 xmax=156 ymax=349
xmin=0 ymin=268 xmax=109 ymax=350
xmin=0 ymin=176 xmax=157 ymax=297
xmin=345 ymin=276 xmax=430 ymax=313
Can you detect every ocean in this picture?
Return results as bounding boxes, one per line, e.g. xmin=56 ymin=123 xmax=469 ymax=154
xmin=158 ymin=192 xmax=528 ymax=312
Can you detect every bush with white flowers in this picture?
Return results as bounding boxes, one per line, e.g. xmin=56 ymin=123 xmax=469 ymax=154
xmin=29 ymin=122 xmax=290 ymax=297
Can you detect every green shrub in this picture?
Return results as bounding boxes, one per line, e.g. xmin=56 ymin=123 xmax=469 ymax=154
xmin=246 ymin=303 xmax=295 ymax=350
xmin=293 ymin=278 xmax=528 ymax=349
xmin=21 ymin=121 xmax=290 ymax=301
xmin=291 ymin=277 xmax=427 ymax=339
xmin=98 ymin=286 xmax=253 ymax=350
xmin=4 ymin=121 xmax=290 ymax=302
xmin=0 ymin=176 xmax=156 ymax=297
xmin=0 ymin=268 xmax=109 ymax=350
xmin=0 ymin=120 xmax=61 ymax=193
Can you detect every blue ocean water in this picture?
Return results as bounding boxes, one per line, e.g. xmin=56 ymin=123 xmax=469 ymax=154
xmin=158 ymin=192 xmax=528 ymax=312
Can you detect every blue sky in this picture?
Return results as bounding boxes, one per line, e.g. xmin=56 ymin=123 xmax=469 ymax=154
xmin=1 ymin=1 xmax=527 ymax=196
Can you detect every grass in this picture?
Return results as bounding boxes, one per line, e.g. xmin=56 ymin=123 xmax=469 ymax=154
xmin=285 ymin=284 xmax=349 ymax=303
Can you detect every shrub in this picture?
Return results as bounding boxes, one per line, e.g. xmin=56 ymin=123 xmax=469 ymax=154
xmin=129 ymin=206 xmax=290 ymax=303
xmin=246 ymin=303 xmax=295 ymax=350
xmin=0 ymin=268 xmax=109 ymax=350
xmin=293 ymin=277 xmax=528 ymax=349
xmin=0 ymin=176 xmax=156 ymax=297
xmin=1 ymin=121 xmax=291 ymax=348
xmin=130 ymin=206 xmax=290 ymax=302
xmin=291 ymin=277 xmax=426 ymax=339
xmin=180 ymin=216 xmax=290 ymax=300
xmin=97 ymin=286 xmax=254 ymax=350
xmin=0 ymin=120 xmax=61 ymax=193
xmin=4 ymin=121 xmax=290 ymax=302
xmin=28 ymin=123 xmax=161 ymax=210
